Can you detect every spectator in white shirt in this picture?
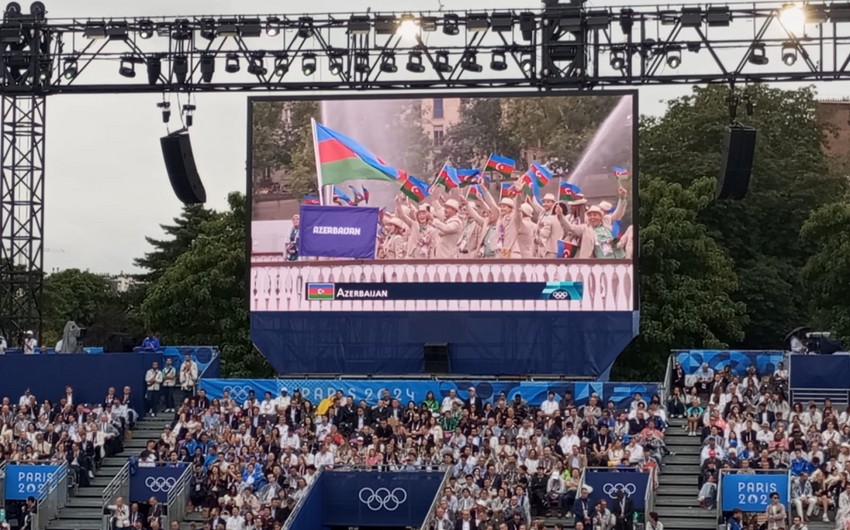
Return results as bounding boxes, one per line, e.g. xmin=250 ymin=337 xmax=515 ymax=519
xmin=179 ymin=354 xmax=199 ymax=402
xmin=144 ymin=362 xmax=163 ymax=417
xmin=540 ymin=392 xmax=560 ymax=417
xmin=441 ymin=390 xmax=462 ymax=413
xmin=0 ymin=334 xmax=6 ymax=354
xmin=558 ymin=426 xmax=580 ymax=456
xmin=23 ymin=330 xmax=37 ymax=354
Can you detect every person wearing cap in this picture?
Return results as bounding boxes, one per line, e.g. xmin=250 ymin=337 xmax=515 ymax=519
xmin=468 ymin=186 xmax=502 ymax=258
xmin=22 ymin=330 xmax=37 ymax=354
xmin=395 ymin=196 xmax=435 ymax=258
xmin=558 ymin=186 xmax=628 ymax=259
xmin=495 ymin=193 xmax=522 ymax=258
xmin=516 ymin=199 xmax=536 ymax=258
xmin=379 ymin=217 xmax=408 ymax=259
xmin=432 ymin=197 xmax=463 ymax=259
xmin=534 ymin=193 xmax=565 ymax=258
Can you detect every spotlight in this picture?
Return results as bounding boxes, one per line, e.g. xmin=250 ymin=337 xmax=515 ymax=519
xmin=348 ymin=15 xmax=371 ymax=35
xmin=297 ymin=16 xmax=314 ymax=39
xmin=375 ymin=15 xmax=397 ymax=35
xmin=398 ymin=15 xmax=420 ymax=41
xmin=200 ymin=54 xmax=215 ymax=83
xmin=302 ymin=53 xmax=317 ymax=75
xmin=490 ymin=49 xmax=508 ymax=71
xmin=461 ymin=51 xmax=483 ymax=73
xmin=666 ymin=46 xmax=682 ymax=68
xmin=83 ymin=21 xmax=106 ymax=39
xmin=620 ymin=8 xmax=635 ymax=34
xmin=443 ymin=13 xmax=460 ymax=35
xmin=467 ymin=12 xmax=490 ymax=32
xmin=247 ymin=54 xmax=267 ymax=76
xmin=519 ymin=11 xmax=536 ymax=41
xmin=610 ymin=49 xmax=626 ymax=70
xmin=119 ymin=55 xmax=138 ymax=78
xmin=157 ymin=101 xmax=171 ymax=124
xmin=138 ymin=19 xmax=154 ymax=39
xmin=354 ymin=51 xmax=370 ymax=74
xmin=265 ymin=16 xmax=281 ymax=36
xmin=406 ymin=50 xmax=426 ymax=73
xmin=434 ymin=50 xmax=453 ymax=73
xmin=520 ymin=51 xmax=534 ymax=74
xmin=62 ymin=58 xmax=78 ymax=80
xmin=182 ymin=104 xmax=196 ymax=127
xmin=779 ymin=2 xmax=806 ymax=35
xmin=782 ymin=41 xmax=798 ymax=65
xmin=225 ymin=53 xmax=240 ymax=73
xmin=328 ymin=50 xmax=344 ymax=75
xmin=170 ymin=19 xmax=191 ymax=41
xmin=380 ymin=52 xmax=397 ymax=73
xmin=273 ymin=53 xmax=289 ymax=77
xmin=173 ymin=55 xmax=188 ymax=84
xmin=238 ymin=17 xmax=262 ymax=38
xmin=200 ymin=18 xmax=216 ymax=40
xmin=146 ymin=55 xmax=161 ymax=85
xmin=748 ymin=43 xmax=769 ymax=65
xmin=37 ymin=58 xmax=50 ymax=82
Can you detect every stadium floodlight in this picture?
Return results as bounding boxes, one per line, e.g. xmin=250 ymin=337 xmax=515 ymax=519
xmin=225 ymin=53 xmax=240 ymax=73
xmin=398 ymin=14 xmax=420 ymax=41
xmin=519 ymin=12 xmax=535 ymax=40
xmin=782 ymin=41 xmax=798 ymax=65
xmin=490 ymin=12 xmax=514 ymax=32
xmin=302 ymin=53 xmax=317 ymax=75
xmin=406 ymin=50 xmax=426 ymax=73
xmin=83 ymin=21 xmax=106 ymax=39
xmin=238 ymin=17 xmax=262 ymax=37
xmin=375 ymin=15 xmax=397 ymax=35
xmin=216 ymin=17 xmax=239 ymax=37
xmin=706 ymin=6 xmax=732 ymax=26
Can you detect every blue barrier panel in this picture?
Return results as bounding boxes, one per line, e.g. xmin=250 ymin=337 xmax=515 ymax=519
xmin=789 ymin=355 xmax=850 ymax=389
xmin=583 ymin=470 xmax=650 ymax=510
xmin=285 ymin=475 xmax=325 ymax=530
xmin=129 ymin=464 xmax=186 ymax=503
xmin=674 ymin=350 xmax=784 ymax=377
xmin=4 ymin=464 xmax=61 ymax=500
xmin=721 ymin=472 xmax=789 ymax=512
xmin=200 ymin=379 xmax=658 ymax=409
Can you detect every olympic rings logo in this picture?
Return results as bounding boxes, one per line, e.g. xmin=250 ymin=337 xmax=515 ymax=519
xmin=602 ymin=483 xmax=637 ymax=498
xmin=145 ymin=477 xmax=177 ymax=493
xmin=358 ymin=487 xmax=407 ymax=511
xmin=222 ymin=385 xmax=252 ymax=402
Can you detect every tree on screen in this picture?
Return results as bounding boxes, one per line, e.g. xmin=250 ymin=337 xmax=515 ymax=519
xmin=436 ymin=98 xmax=519 ymax=168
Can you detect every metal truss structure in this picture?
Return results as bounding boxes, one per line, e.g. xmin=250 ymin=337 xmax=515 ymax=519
xmin=1 ymin=0 xmax=849 ymax=336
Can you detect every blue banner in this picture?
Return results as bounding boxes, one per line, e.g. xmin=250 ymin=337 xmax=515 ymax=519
xmin=721 ymin=473 xmax=789 ymax=512
xmin=299 ymin=205 xmax=379 ymax=259
xmin=199 ymin=379 xmax=657 ymax=410
xmin=583 ymin=470 xmax=650 ymax=510
xmin=789 ymin=355 xmax=850 ymax=389
xmin=4 ymin=464 xmax=61 ymax=500
xmin=674 ymin=350 xmax=784 ymax=377
xmin=304 ymin=281 xmax=583 ymax=301
xmin=129 ymin=464 xmax=186 ymax=503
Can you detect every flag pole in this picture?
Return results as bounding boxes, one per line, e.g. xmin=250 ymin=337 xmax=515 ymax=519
xmin=310 ymin=117 xmax=327 ymax=205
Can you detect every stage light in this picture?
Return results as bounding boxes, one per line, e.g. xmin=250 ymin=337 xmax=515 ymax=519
xmin=406 ymin=50 xmax=426 ymax=73
xmin=83 ymin=21 xmax=106 ymax=39
xmin=200 ymin=54 xmax=215 ymax=83
xmin=265 ymin=16 xmax=281 ymax=37
xmin=830 ymin=3 xmax=850 ymax=22
xmin=443 ymin=13 xmax=460 ymax=35
xmin=610 ymin=49 xmax=626 ymax=70
xmin=805 ymin=4 xmax=828 ymax=23
xmin=225 ymin=53 xmax=240 ymax=73
xmin=200 ymin=18 xmax=215 ymax=40
xmin=620 ymin=8 xmax=635 ymax=34
xmin=467 ymin=12 xmax=489 ymax=32
xmin=666 ymin=46 xmax=682 ymax=68
xmin=297 ymin=16 xmax=314 ymax=39
xmin=62 ymin=58 xmax=78 ymax=80
xmin=106 ymin=21 xmax=129 ymax=40
xmin=37 ymin=58 xmax=50 ymax=82
xmin=238 ymin=17 xmax=262 ymax=38
xmin=782 ymin=41 xmax=798 ymax=65
xmin=182 ymin=104 xmax=196 ymax=127
xmin=138 ymin=19 xmax=154 ymax=39
xmin=216 ymin=17 xmax=239 ymax=37
xmin=421 ymin=16 xmax=438 ymax=32
xmin=779 ymin=2 xmax=806 ymax=35
xmin=354 ymin=51 xmax=370 ymax=74
xmin=348 ymin=15 xmax=371 ymax=35
xmin=434 ymin=50 xmax=453 ymax=73
xmin=0 ymin=22 xmax=22 ymax=43
xmin=398 ymin=15 xmax=420 ymax=41
xmin=520 ymin=51 xmax=534 ymax=74
xmin=173 ymin=55 xmax=188 ymax=84
xmin=490 ymin=49 xmax=508 ymax=71
xmin=461 ymin=51 xmax=483 ymax=72
xmin=30 ymin=1 xmax=45 ymax=19
xmin=247 ymin=54 xmax=267 ymax=76
xmin=273 ymin=53 xmax=289 ymax=77
xmin=379 ymin=51 xmax=397 ymax=73
xmin=706 ymin=6 xmax=732 ymax=26
xmin=519 ymin=12 xmax=535 ymax=40
xmin=490 ymin=11 xmax=514 ymax=32
xmin=748 ymin=43 xmax=769 ymax=65
xmin=302 ymin=53 xmax=317 ymax=75
xmin=157 ymin=101 xmax=171 ymax=124
xmin=170 ymin=19 xmax=191 ymax=41
xmin=119 ymin=55 xmax=138 ymax=78
xmin=679 ymin=7 xmax=702 ymax=27
xmin=586 ymin=9 xmax=611 ymax=29
xmin=328 ymin=49 xmax=344 ymax=75
xmin=375 ymin=16 xmax=397 ymax=35
xmin=146 ymin=55 xmax=161 ymax=85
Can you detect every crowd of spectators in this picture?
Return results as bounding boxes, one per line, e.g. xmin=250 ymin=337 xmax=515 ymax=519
xmin=130 ymin=385 xmax=669 ymax=530
xmin=667 ymin=360 xmax=850 ymax=529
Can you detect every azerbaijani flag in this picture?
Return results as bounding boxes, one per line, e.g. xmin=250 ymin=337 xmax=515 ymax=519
xmin=559 ymin=181 xmax=582 ymax=202
xmin=613 ymin=166 xmax=630 ymax=178
xmin=520 ymin=172 xmax=541 ymax=202
xmin=362 ymin=186 xmax=370 ymax=204
xmin=349 ymin=185 xmax=366 ymax=204
xmin=458 ymin=168 xmax=483 ymax=185
xmin=303 ymin=194 xmax=320 ymax=205
xmin=529 ymin=162 xmax=553 ymax=187
xmin=307 ymin=283 xmax=335 ymax=300
xmin=400 ymin=175 xmax=430 ymax=203
xmin=500 ymin=182 xmax=516 ymax=199
xmin=485 ymin=154 xmax=516 ymax=177
xmin=468 ymin=183 xmax=484 ymax=200
xmin=557 ymin=240 xmax=576 ymax=259
xmin=313 ymin=120 xmax=407 ymax=185
xmin=437 ymin=164 xmax=460 ymax=190
xmin=333 ymin=186 xmax=354 ymax=205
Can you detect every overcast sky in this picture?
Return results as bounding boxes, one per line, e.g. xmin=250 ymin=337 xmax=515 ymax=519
xmin=41 ymin=0 xmax=849 ymax=274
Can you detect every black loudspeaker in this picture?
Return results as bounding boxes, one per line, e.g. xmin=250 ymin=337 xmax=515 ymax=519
xmin=716 ymin=125 xmax=756 ymax=200
xmin=160 ymin=130 xmax=207 ymax=204
xmin=104 ymin=333 xmax=136 ymax=353
xmin=424 ymin=343 xmax=450 ymax=373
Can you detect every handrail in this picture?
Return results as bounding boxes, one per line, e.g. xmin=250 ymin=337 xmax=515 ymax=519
xmin=644 ymin=466 xmax=655 ymax=514
xmin=0 ymin=460 xmax=6 ymax=509
xmin=165 ymin=463 xmax=193 ymax=529
xmin=417 ymin=466 xmax=452 ymax=530
xmin=31 ymin=462 xmax=68 ymax=530
xmin=101 ymin=461 xmax=130 ymax=530
xmin=662 ymin=354 xmax=674 ymax=403
xmin=280 ymin=467 xmax=325 ymax=530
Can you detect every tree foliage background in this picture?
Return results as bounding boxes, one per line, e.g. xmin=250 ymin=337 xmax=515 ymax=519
xmin=35 ymin=85 xmax=850 ymax=380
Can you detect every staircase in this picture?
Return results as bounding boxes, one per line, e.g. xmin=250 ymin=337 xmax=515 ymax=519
xmin=46 ymin=416 xmax=173 ymax=530
xmin=655 ymin=417 xmax=716 ymax=530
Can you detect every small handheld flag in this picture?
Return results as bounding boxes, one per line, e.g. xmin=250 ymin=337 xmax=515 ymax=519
xmin=349 ymin=185 xmax=366 ymax=205
xmin=400 ymin=175 xmax=430 ymax=203
xmin=458 ymin=168 xmax=483 ymax=185
xmin=333 ymin=186 xmax=355 ymax=205
xmin=529 ymin=162 xmax=553 ymax=187
xmin=486 ymin=154 xmax=516 ymax=178
xmin=559 ymin=181 xmax=582 ymax=202
xmin=557 ymin=240 xmax=576 ymax=259
xmin=362 ymin=186 xmax=370 ymax=204
xmin=468 ymin=183 xmax=484 ymax=200
xmin=500 ymin=182 xmax=516 ymax=199
xmin=303 ymin=194 xmax=320 ymax=205
xmin=520 ymin=172 xmax=541 ymax=203
xmin=437 ymin=164 xmax=461 ymax=190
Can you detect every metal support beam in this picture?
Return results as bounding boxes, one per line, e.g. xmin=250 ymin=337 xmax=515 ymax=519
xmin=0 ymin=94 xmax=45 ymax=342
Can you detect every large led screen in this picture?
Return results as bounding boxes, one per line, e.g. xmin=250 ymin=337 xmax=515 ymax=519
xmin=250 ymin=93 xmax=636 ymax=313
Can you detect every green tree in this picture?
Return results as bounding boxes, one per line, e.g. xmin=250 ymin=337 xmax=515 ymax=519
xmin=800 ymin=202 xmax=850 ymax=341
xmin=141 ymin=193 xmax=272 ymax=377
xmin=133 ymin=204 xmax=216 ymax=284
xmin=640 ymin=84 xmax=847 ymax=348
xmin=436 ymin=98 xmax=519 ymax=168
xmin=613 ymin=176 xmax=747 ymax=380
